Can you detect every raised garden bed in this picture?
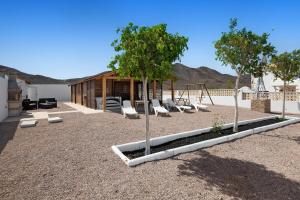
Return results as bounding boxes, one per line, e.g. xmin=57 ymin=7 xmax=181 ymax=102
xmin=112 ymin=115 xmax=300 ymax=167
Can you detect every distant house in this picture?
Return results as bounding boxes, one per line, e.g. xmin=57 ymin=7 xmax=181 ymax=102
xmin=0 ymin=65 xmax=71 ymax=101
xmin=70 ymin=71 xmax=173 ymax=111
xmin=252 ymin=73 xmax=300 ymax=92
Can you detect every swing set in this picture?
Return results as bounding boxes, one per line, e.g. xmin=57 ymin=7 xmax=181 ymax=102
xmin=176 ymin=83 xmax=214 ymax=105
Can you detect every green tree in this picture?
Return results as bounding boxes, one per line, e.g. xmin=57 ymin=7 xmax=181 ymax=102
xmin=215 ymin=19 xmax=275 ymax=132
xmin=109 ymin=23 xmax=188 ymax=155
xmin=226 ymin=79 xmax=234 ymax=89
xmin=269 ymin=50 xmax=300 ymax=119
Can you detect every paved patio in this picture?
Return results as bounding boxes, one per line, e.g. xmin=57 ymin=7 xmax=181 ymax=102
xmin=0 ymin=104 xmax=299 ymax=199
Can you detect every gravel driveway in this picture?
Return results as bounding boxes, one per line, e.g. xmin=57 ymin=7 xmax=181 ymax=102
xmin=0 ymin=105 xmax=299 ymax=200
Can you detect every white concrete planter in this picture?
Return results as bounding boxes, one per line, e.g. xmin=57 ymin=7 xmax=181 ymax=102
xmin=112 ymin=115 xmax=300 ymax=167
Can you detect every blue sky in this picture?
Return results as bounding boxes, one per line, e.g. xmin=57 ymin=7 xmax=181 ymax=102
xmin=1 ymin=0 xmax=300 ymax=79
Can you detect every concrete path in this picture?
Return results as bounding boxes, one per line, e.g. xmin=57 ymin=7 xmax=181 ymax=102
xmin=63 ymin=102 xmax=103 ymax=114
xmin=1 ymin=102 xmax=102 ymax=123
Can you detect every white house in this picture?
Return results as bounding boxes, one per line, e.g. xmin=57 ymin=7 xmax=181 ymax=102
xmin=251 ymin=72 xmax=300 ymax=92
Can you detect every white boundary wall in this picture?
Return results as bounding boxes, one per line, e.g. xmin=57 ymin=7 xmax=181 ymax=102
xmin=29 ymin=84 xmax=71 ymax=101
xmin=0 ymin=75 xmax=8 ymax=122
xmin=201 ymin=94 xmax=251 ymax=108
xmin=201 ymin=93 xmax=300 ymax=114
xmin=163 ymin=90 xmax=300 ymax=114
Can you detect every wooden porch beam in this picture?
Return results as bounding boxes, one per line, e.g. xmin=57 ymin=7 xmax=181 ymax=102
xmin=171 ymin=80 xmax=174 ymax=101
xmin=98 ymin=76 xmax=131 ymax=80
xmin=153 ymin=80 xmax=157 ymax=99
xmin=130 ymin=78 xmax=134 ymax=106
xmin=102 ymin=78 xmax=106 ymax=111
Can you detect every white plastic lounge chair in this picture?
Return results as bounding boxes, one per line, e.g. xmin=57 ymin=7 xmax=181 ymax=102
xmin=121 ymin=100 xmax=138 ymax=118
xmin=166 ymin=98 xmax=191 ymax=113
xmin=48 ymin=117 xmax=63 ymax=123
xmin=151 ymin=99 xmax=169 ymax=116
xmin=190 ymin=97 xmax=208 ymax=111
xmin=20 ymin=119 xmax=37 ymax=128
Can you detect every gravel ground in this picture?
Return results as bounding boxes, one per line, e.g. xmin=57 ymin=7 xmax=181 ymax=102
xmin=0 ymin=105 xmax=299 ymax=200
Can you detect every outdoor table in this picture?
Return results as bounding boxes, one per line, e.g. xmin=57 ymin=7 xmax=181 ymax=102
xmin=29 ymin=101 xmax=38 ymax=109
xmin=175 ymin=98 xmax=190 ymax=105
xmin=135 ymin=100 xmax=150 ymax=112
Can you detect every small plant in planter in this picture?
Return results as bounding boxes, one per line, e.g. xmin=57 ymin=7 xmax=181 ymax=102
xmin=211 ymin=114 xmax=225 ymax=134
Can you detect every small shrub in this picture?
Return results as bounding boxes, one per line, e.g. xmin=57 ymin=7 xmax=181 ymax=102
xmin=211 ymin=114 xmax=225 ymax=134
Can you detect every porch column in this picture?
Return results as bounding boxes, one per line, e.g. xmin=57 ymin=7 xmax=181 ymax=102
xmin=171 ymin=80 xmax=174 ymax=101
xmin=71 ymin=86 xmax=73 ymax=102
xmin=153 ymin=80 xmax=157 ymax=99
xmin=75 ymin=85 xmax=77 ymax=104
xmin=102 ymin=78 xmax=106 ymax=111
xmin=130 ymin=78 xmax=134 ymax=106
xmin=81 ymin=83 xmax=83 ymax=105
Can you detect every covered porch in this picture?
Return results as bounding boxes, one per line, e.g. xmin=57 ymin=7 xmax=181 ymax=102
xmin=70 ymin=71 xmax=175 ymax=111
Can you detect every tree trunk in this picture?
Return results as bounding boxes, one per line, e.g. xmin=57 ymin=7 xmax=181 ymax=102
xmin=142 ymin=77 xmax=150 ymax=155
xmin=233 ymin=72 xmax=241 ymax=132
xmin=256 ymin=77 xmax=261 ymax=100
xmin=282 ymin=81 xmax=286 ymax=119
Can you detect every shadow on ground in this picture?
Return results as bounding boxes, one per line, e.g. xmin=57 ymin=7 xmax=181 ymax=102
xmin=0 ymin=121 xmax=19 ymax=154
xmin=177 ymin=150 xmax=300 ymax=200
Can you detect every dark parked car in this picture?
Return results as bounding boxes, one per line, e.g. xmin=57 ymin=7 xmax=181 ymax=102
xmin=22 ymin=99 xmax=38 ymax=110
xmin=38 ymin=98 xmax=57 ymax=109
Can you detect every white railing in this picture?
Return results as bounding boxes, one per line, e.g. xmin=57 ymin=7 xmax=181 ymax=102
xmin=163 ymin=89 xmax=300 ymax=102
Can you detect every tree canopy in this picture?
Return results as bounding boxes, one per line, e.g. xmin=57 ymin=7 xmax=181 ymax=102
xmin=109 ymin=23 xmax=188 ymax=81
xmin=269 ymin=50 xmax=300 ymax=82
xmin=215 ymin=18 xmax=275 ymax=75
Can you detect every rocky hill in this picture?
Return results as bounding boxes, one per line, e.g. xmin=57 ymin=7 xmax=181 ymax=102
xmin=0 ymin=64 xmax=250 ymax=88
xmin=0 ymin=65 xmax=81 ymax=84
xmin=165 ymin=63 xmax=250 ymax=89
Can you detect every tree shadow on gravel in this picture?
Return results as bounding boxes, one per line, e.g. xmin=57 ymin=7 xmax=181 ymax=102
xmin=0 ymin=121 xmax=18 ymax=154
xmin=296 ymin=136 xmax=300 ymax=144
xmin=177 ymin=150 xmax=300 ymax=200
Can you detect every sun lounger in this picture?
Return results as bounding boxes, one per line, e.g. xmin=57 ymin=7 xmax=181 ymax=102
xmin=151 ymin=99 xmax=169 ymax=116
xmin=48 ymin=117 xmax=63 ymax=123
xmin=20 ymin=119 xmax=37 ymax=128
xmin=166 ymin=98 xmax=191 ymax=113
xmin=190 ymin=97 xmax=208 ymax=111
xmin=121 ymin=100 xmax=138 ymax=118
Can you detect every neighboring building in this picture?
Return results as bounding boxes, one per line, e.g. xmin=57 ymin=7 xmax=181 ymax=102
xmin=27 ymin=84 xmax=71 ymax=101
xmin=0 ymin=72 xmax=71 ymax=121
xmin=252 ymin=72 xmax=300 ymax=92
xmin=70 ymin=71 xmax=170 ymax=111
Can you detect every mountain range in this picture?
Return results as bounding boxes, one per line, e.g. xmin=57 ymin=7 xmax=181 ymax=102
xmin=0 ymin=64 xmax=250 ymax=89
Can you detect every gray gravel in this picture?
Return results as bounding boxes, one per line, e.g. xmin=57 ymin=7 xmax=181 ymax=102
xmin=0 ymin=104 xmax=299 ymax=200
